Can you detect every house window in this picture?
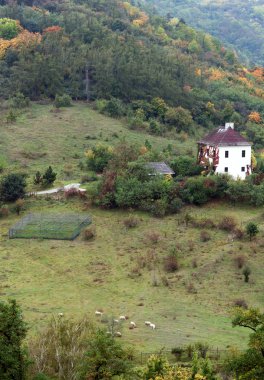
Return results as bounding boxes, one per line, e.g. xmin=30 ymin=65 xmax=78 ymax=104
xmin=241 ymin=167 xmax=245 ymax=172
xmin=224 ymin=167 xmax=228 ymax=173
xmin=225 ymin=151 xmax=229 ymax=158
xmin=242 ymin=150 xmax=246 ymax=157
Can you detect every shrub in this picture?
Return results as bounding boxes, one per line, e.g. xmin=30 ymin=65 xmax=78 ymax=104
xmin=148 ymin=118 xmax=162 ymax=135
xmin=234 ymin=228 xmax=244 ymax=240
xmin=168 ymin=197 xmax=183 ymax=214
xmin=33 ymin=374 xmax=53 ymax=380
xmin=161 ymin=275 xmax=169 ymax=287
xmin=243 ymin=266 xmax=251 ymax=283
xmin=194 ymin=342 xmax=209 ymax=358
xmin=83 ymin=226 xmax=96 ymax=240
xmin=194 ymin=218 xmax=216 ymax=229
xmin=86 ymin=144 xmax=114 ymax=173
xmin=150 ymin=198 xmax=168 ymax=218
xmin=6 ymin=109 xmax=17 ymax=123
xmin=145 ymin=231 xmax=161 ymax=244
xmin=123 ymin=215 xmax=139 ymax=228
xmin=0 ymin=18 xmax=20 ymax=39
xmin=94 ymin=99 xmax=108 ymax=113
xmin=81 ymin=174 xmax=97 ymax=184
xmin=0 ymin=173 xmax=26 ymax=202
xmin=9 ymin=92 xmax=29 ymax=109
xmin=14 ymin=198 xmax=25 ymax=215
xmin=0 ymin=205 xmax=9 ymax=217
xmin=64 ymin=188 xmax=81 ymax=199
xmin=33 ymin=171 xmax=42 ymax=185
xmin=42 ymin=166 xmax=56 ymax=186
xmin=170 ymin=156 xmax=203 ymax=177
xmin=192 ymin=258 xmax=198 ymax=268
xmin=187 ymin=282 xmax=197 ymax=294
xmin=200 ymin=230 xmax=211 ymax=242
xmin=54 ymin=94 xmax=72 ymax=108
xmin=233 ymin=299 xmax=248 ymax=309
xmin=164 ymin=106 xmax=193 ymax=133
xmin=103 ymin=97 xmax=125 ymax=118
xmin=234 ymin=255 xmax=246 ymax=269
xmin=246 ymin=222 xmax=259 ymax=241
xmin=218 ymin=216 xmax=237 ymax=232
xmin=225 ymin=181 xmax=251 ymax=203
xmin=171 ymin=347 xmax=184 ymax=359
xmin=164 ymin=255 xmax=179 ymax=273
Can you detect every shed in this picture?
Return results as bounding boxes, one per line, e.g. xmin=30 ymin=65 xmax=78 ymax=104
xmin=146 ymin=162 xmax=175 ymax=176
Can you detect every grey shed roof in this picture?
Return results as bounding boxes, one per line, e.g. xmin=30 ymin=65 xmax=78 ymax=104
xmin=146 ymin=162 xmax=175 ymax=175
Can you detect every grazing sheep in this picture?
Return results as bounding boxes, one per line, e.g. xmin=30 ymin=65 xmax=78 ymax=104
xmin=119 ymin=315 xmax=126 ymax=320
xmin=129 ymin=325 xmax=134 ymax=330
xmin=149 ymin=323 xmax=156 ymax=330
xmin=95 ymin=310 xmax=103 ymax=316
xmin=145 ymin=321 xmax=151 ymax=326
xmin=114 ymin=319 xmax=119 ymax=323
xmin=130 ymin=321 xmax=136 ymax=328
xmin=58 ymin=313 xmax=64 ymax=317
xmin=115 ymin=331 xmax=122 ymax=337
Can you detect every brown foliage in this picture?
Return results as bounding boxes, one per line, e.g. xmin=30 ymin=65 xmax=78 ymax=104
xmin=83 ymin=226 xmax=96 ymax=241
xmin=164 ymin=255 xmax=179 ymax=273
xmin=145 ymin=231 xmax=161 ymax=244
xmin=218 ymin=216 xmax=237 ymax=232
xmin=233 ymin=299 xmax=248 ymax=309
xmin=234 ymin=255 xmax=246 ymax=269
xmin=200 ymin=230 xmax=211 ymax=242
xmin=0 ymin=205 xmax=9 ymax=217
xmin=123 ymin=215 xmax=139 ymax=229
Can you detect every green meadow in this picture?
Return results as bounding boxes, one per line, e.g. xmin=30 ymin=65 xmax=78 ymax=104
xmin=0 ymin=103 xmax=263 ymax=353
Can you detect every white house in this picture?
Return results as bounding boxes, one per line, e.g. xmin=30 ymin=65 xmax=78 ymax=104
xmin=198 ymin=123 xmax=252 ymax=180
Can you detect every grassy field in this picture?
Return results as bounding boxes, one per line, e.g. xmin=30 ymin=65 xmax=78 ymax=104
xmin=1 ymin=198 xmax=263 ymax=352
xmin=0 ymin=102 xmax=263 ymax=354
xmin=0 ymin=102 xmax=195 ymax=188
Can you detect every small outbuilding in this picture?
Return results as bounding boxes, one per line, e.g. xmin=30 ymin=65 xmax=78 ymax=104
xmin=146 ymin=162 xmax=175 ymax=176
xmin=197 ymin=122 xmax=252 ymax=180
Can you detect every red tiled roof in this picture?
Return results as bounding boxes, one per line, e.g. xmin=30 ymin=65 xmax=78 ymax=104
xmin=198 ymin=127 xmax=251 ymax=147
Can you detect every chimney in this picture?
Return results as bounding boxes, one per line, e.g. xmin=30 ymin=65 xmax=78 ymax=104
xmin=225 ymin=122 xmax=234 ymax=130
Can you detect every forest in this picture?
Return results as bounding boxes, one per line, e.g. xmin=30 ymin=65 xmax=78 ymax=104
xmin=140 ymin=0 xmax=264 ymax=67
xmin=0 ymin=0 xmax=263 ymax=147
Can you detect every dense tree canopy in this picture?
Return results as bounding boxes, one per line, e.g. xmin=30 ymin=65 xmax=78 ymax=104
xmin=0 ymin=0 xmax=263 ymax=145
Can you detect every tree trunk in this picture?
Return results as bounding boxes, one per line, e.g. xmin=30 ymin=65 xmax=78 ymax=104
xmin=85 ymin=62 xmax=90 ymax=102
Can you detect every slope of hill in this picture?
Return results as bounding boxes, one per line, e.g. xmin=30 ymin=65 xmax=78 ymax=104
xmin=140 ymin=0 xmax=264 ymax=66
xmin=0 ymin=0 xmax=264 ymax=147
xmin=0 ymin=103 xmax=263 ymax=353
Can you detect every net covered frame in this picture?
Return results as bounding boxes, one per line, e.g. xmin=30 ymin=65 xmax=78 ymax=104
xmin=9 ymin=213 xmax=92 ymax=240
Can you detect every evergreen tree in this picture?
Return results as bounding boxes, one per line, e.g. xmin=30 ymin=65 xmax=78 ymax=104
xmin=0 ymin=299 xmax=28 ymax=380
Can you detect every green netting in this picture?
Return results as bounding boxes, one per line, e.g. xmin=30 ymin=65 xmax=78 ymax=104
xmin=9 ymin=213 xmax=92 ymax=240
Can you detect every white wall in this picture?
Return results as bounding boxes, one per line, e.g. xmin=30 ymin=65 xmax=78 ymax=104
xmin=215 ymin=145 xmax=251 ymax=180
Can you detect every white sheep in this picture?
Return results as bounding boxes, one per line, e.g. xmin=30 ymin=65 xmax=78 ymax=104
xmin=95 ymin=310 xmax=103 ymax=316
xmin=149 ymin=323 xmax=156 ymax=330
xmin=145 ymin=321 xmax=151 ymax=326
xmin=119 ymin=315 xmax=126 ymax=320
xmin=130 ymin=321 xmax=136 ymax=328
xmin=114 ymin=319 xmax=119 ymax=323
xmin=115 ymin=331 xmax=122 ymax=337
xmin=58 ymin=313 xmax=64 ymax=317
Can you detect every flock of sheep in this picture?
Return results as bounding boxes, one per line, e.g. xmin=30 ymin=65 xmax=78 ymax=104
xmin=95 ymin=310 xmax=156 ymax=337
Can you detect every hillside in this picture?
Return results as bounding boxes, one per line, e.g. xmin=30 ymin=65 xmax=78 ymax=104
xmin=0 ymin=104 xmax=263 ymax=353
xmin=0 ymin=0 xmax=264 ymax=148
xmin=140 ymin=0 xmax=264 ymax=66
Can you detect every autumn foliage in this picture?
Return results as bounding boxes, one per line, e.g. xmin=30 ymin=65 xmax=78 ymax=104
xmin=0 ymin=22 xmax=41 ymax=58
xmin=248 ymin=111 xmax=262 ymax=124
